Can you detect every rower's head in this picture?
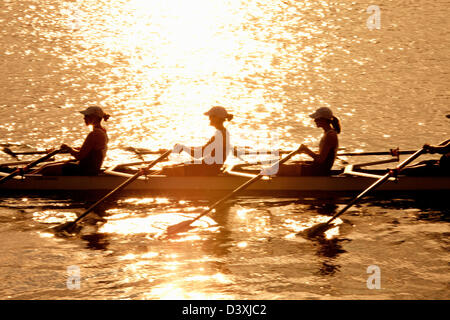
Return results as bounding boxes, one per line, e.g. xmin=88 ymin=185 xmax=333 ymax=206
xmin=79 ymin=106 xmax=110 ymax=125
xmin=309 ymin=107 xmax=341 ymax=133
xmin=204 ymin=106 xmax=233 ymax=128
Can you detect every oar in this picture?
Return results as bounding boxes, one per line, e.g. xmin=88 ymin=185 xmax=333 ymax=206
xmin=124 ymin=147 xmax=170 ymax=155
xmin=299 ymin=140 xmax=446 ymax=238
xmin=0 ymin=159 xmax=57 ymax=167
xmin=164 ymin=146 xmax=302 ymax=238
xmin=54 ymin=149 xmax=172 ymax=233
xmin=128 ymin=146 xmax=416 ymax=157
xmin=338 ymin=149 xmax=415 ymax=157
xmin=0 ymin=149 xmax=63 ymax=184
xmin=264 ymin=149 xmax=416 ymax=157
xmin=3 ymin=148 xmax=50 ymax=156
xmin=2 ymin=147 xmax=68 ymax=160
xmin=2 ymin=147 xmax=20 ymax=160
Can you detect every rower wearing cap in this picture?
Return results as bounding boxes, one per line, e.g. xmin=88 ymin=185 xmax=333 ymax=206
xmin=403 ymin=114 xmax=450 ymax=176
xmin=277 ymin=107 xmax=341 ymax=176
xmin=161 ymin=106 xmax=233 ymax=176
xmin=35 ymin=106 xmax=110 ymax=176
xmin=423 ymin=140 xmax=450 ymax=172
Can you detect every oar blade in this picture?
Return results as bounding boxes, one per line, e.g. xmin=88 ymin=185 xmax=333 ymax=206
xmin=166 ymin=219 xmax=195 ymax=237
xmin=297 ymin=223 xmax=333 ymax=239
xmin=51 ymin=221 xmax=81 ymax=235
xmin=54 ymin=221 xmax=75 ymax=232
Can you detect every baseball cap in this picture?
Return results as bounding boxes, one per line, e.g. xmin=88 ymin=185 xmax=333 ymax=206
xmin=79 ymin=106 xmax=106 ymax=119
xmin=204 ymin=106 xmax=233 ymax=119
xmin=309 ymin=107 xmax=334 ymax=120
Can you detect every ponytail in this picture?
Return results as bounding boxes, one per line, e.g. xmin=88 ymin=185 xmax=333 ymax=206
xmin=103 ymin=114 xmax=110 ymax=122
xmin=331 ymin=116 xmax=341 ymax=134
xmin=226 ymin=114 xmax=234 ymax=121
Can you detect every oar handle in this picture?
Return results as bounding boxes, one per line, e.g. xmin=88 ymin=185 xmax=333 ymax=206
xmin=68 ymin=149 xmax=172 ymax=226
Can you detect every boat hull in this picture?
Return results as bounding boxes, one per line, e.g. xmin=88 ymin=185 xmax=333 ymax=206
xmin=0 ymin=173 xmax=449 ymax=194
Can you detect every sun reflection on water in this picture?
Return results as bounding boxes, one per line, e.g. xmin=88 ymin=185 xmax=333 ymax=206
xmin=0 ymin=0 xmax=347 ymax=163
xmin=147 ymin=283 xmax=234 ymax=300
xmin=54 ymin=0 xmax=317 ymax=162
xmin=32 ymin=210 xmax=78 ymax=224
xmin=116 ymin=248 xmax=235 ymax=299
xmin=99 ymin=210 xmax=218 ymax=236
xmin=119 ymin=197 xmax=170 ymax=205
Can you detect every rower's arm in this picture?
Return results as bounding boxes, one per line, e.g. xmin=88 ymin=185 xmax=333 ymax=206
xmin=178 ymin=135 xmax=216 ymax=159
xmin=300 ymin=145 xmax=319 ymax=161
xmin=300 ymin=134 xmax=337 ymax=165
xmin=425 ymin=140 xmax=450 ymax=154
xmin=70 ymin=132 xmax=98 ymax=160
xmin=441 ymin=141 xmax=450 ymax=153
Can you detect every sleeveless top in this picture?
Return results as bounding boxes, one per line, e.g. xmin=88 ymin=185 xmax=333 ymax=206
xmin=79 ymin=127 xmax=108 ymax=175
xmin=315 ymin=129 xmax=338 ymax=172
xmin=203 ymin=128 xmax=231 ymax=165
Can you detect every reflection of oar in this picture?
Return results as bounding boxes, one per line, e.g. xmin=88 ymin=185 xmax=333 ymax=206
xmin=54 ymin=149 xmax=172 ymax=233
xmin=164 ymin=146 xmax=302 ymax=238
xmin=0 ymin=149 xmax=63 ymax=184
xmin=300 ymin=141 xmax=446 ymax=238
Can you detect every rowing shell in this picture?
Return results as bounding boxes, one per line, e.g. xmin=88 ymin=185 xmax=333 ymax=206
xmin=0 ymin=171 xmax=448 ymax=193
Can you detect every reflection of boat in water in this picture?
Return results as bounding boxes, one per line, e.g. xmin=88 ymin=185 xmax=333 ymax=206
xmin=1 ymin=168 xmax=449 ymax=194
